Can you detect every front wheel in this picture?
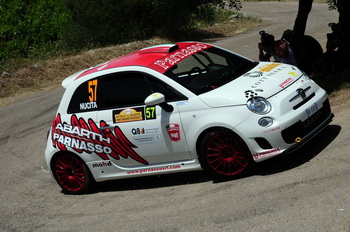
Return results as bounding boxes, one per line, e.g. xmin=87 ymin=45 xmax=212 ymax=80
xmin=52 ymin=153 xmax=94 ymax=194
xmin=199 ymin=129 xmax=253 ymax=178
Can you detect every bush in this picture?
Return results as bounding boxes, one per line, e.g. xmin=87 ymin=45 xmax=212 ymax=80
xmin=61 ymin=0 xmax=215 ymax=48
xmin=0 ymin=0 xmax=68 ymax=62
xmin=0 ymin=0 xmax=242 ymax=62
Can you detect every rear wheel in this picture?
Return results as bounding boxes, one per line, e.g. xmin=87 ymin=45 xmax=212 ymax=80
xmin=52 ymin=153 xmax=94 ymax=194
xmin=199 ymin=129 xmax=253 ymax=178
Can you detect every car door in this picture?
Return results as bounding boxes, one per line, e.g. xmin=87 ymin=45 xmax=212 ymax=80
xmin=95 ymin=71 xmax=192 ymax=168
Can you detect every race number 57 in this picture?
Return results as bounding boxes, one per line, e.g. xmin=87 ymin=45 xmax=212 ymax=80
xmin=145 ymin=106 xmax=156 ymax=120
xmin=88 ymin=80 xmax=98 ymax=102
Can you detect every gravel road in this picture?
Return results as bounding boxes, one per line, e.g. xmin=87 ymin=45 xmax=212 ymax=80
xmin=2 ymin=2 xmax=348 ymax=232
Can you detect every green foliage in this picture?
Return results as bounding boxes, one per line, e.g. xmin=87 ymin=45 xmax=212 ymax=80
xmin=0 ymin=0 xmax=69 ymax=62
xmin=0 ymin=0 xmax=241 ymax=62
xmin=61 ymin=0 xmax=238 ymax=48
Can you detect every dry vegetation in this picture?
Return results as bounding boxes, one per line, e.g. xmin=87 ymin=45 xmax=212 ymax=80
xmin=0 ymin=16 xmax=261 ymax=106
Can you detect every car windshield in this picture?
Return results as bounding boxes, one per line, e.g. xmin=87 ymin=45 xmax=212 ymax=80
xmin=164 ymin=47 xmax=257 ymax=95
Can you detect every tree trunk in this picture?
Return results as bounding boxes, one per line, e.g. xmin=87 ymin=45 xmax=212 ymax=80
xmin=337 ymin=0 xmax=350 ymax=37
xmin=290 ymin=0 xmax=313 ymax=68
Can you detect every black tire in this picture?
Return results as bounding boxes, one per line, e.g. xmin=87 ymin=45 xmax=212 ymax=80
xmin=199 ymin=129 xmax=253 ymax=178
xmin=51 ymin=153 xmax=94 ymax=194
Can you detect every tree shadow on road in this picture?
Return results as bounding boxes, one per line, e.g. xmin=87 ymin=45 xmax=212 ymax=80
xmin=252 ymin=124 xmax=341 ymax=176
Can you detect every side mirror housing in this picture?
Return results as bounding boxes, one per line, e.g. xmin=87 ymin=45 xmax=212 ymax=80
xmin=145 ymin=93 xmax=165 ymax=105
xmin=144 ymin=93 xmax=173 ymax=113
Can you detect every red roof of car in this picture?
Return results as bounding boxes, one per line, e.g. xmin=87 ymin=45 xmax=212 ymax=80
xmin=75 ymin=42 xmax=212 ymax=79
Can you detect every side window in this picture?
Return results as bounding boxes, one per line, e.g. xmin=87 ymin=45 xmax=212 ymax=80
xmin=68 ymin=78 xmax=100 ymax=114
xmin=101 ymin=72 xmax=186 ymax=109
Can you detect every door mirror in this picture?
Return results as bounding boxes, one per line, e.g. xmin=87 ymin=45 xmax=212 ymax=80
xmin=144 ymin=93 xmax=173 ymax=113
xmin=145 ymin=93 xmax=165 ymax=106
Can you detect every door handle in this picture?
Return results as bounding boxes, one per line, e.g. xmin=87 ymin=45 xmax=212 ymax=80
xmin=99 ymin=125 xmax=114 ymax=130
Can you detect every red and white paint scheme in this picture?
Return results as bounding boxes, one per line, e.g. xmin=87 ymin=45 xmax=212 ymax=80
xmin=45 ymin=42 xmax=333 ymax=194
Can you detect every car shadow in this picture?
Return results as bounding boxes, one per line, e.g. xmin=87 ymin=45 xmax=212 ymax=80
xmin=92 ymin=125 xmax=340 ymax=194
xmin=251 ymin=124 xmax=341 ymax=176
xmin=95 ymin=170 xmax=212 ymax=193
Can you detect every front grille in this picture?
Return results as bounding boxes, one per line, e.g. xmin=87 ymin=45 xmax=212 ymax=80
xmin=281 ymin=99 xmax=331 ymax=144
xmin=293 ymin=92 xmax=316 ymax=110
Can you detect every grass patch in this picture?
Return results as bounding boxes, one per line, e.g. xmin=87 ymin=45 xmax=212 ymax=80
xmin=0 ymin=4 xmax=348 ymax=106
xmin=0 ymin=11 xmax=261 ymax=106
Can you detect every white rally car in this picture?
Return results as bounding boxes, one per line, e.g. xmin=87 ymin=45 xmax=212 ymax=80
xmin=45 ymin=42 xmax=333 ymax=194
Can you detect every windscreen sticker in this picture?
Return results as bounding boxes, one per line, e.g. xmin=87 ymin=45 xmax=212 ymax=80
xmin=151 ymin=43 xmax=209 ymax=71
xmin=51 ymin=114 xmax=148 ymax=164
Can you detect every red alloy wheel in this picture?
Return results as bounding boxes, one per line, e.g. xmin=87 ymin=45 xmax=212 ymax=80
xmin=52 ymin=154 xmax=90 ymax=194
xmin=201 ymin=130 xmax=251 ymax=177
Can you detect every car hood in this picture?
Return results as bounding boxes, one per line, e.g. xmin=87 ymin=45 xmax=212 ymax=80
xmin=198 ymin=62 xmax=303 ymax=107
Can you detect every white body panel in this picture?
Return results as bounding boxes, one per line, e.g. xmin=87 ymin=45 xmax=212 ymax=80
xmin=45 ymin=43 xmax=333 ymax=184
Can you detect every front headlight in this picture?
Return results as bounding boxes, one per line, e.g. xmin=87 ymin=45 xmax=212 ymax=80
xmin=246 ymin=97 xmax=272 ymax=115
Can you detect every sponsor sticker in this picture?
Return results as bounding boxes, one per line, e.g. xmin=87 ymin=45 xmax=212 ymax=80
xmin=259 ymin=63 xmax=281 ymax=72
xmin=113 ymin=108 xmax=143 ymax=123
xmin=131 ymin=127 xmax=162 ymax=144
xmin=126 ymin=165 xmax=181 ymax=175
xmin=113 ymin=106 xmax=156 ymax=123
xmin=92 ymin=161 xmax=112 ymax=168
xmin=133 ymin=135 xmax=162 ymax=144
xmin=279 ymin=77 xmax=294 ymax=88
xmin=244 ymin=71 xmax=263 ymax=78
xmin=51 ymin=114 xmax=148 ymax=164
xmin=253 ymin=148 xmax=281 ymax=160
xmin=263 ymin=127 xmax=281 ymax=134
xmin=288 ymin=71 xmax=298 ymax=76
xmin=166 ymin=123 xmax=181 ymax=142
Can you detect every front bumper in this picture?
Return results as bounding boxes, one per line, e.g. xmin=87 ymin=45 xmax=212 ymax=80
xmin=236 ymin=87 xmax=333 ymax=162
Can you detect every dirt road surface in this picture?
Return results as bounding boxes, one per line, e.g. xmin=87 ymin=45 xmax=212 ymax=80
xmin=2 ymin=2 xmax=348 ymax=232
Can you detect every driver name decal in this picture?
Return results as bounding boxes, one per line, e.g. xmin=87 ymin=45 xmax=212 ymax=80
xmin=51 ymin=114 xmax=148 ymax=164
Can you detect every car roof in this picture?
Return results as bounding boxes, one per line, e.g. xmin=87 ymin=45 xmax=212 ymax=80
xmin=74 ymin=42 xmax=213 ymax=80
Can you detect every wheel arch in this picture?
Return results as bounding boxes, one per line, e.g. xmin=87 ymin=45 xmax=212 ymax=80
xmin=195 ymin=126 xmax=254 ymax=177
xmin=50 ymin=150 xmax=96 ymax=182
xmin=195 ymin=126 xmax=246 ymax=159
